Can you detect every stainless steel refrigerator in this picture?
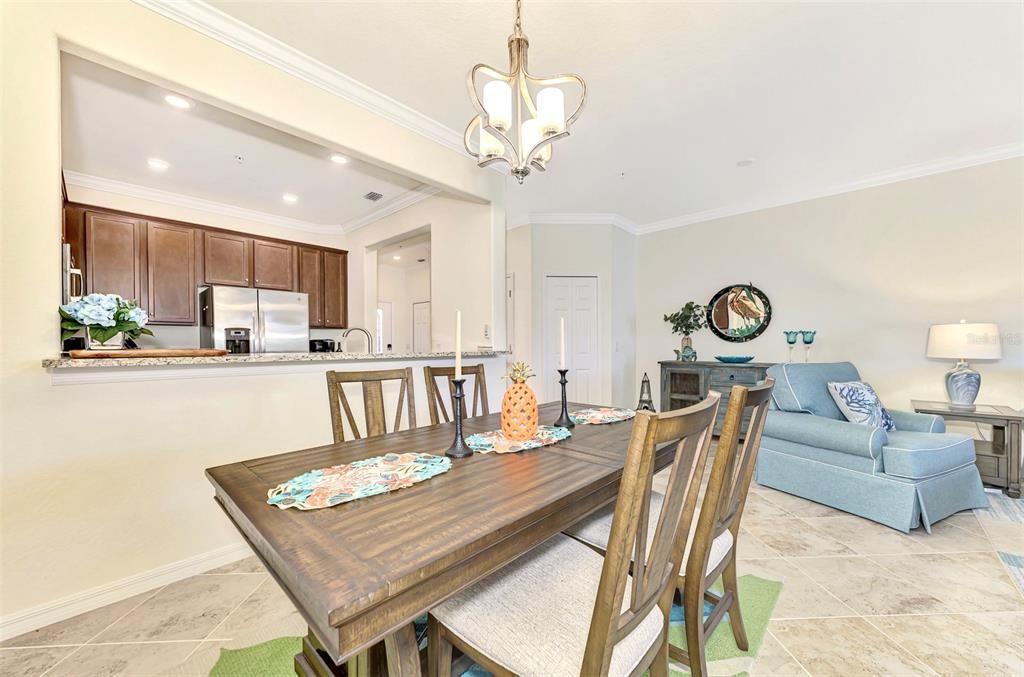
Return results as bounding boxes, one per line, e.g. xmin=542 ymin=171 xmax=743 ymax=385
xmin=200 ymin=286 xmax=309 ymax=353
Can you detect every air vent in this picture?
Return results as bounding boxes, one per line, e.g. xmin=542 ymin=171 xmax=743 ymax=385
xmin=363 ymin=191 xmax=384 ymax=202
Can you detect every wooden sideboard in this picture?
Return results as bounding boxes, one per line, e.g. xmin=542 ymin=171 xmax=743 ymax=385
xmin=659 ymin=360 xmax=773 ymax=434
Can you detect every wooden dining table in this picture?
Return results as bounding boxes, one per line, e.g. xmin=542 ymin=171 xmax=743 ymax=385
xmin=206 ymin=401 xmax=671 ymax=676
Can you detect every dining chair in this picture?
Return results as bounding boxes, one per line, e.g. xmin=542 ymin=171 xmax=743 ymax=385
xmin=563 ymin=379 xmax=774 ymax=677
xmin=423 ymin=364 xmax=489 ymax=425
xmin=325 ymin=367 xmax=417 ymax=443
xmin=427 ymin=392 xmax=721 ymax=677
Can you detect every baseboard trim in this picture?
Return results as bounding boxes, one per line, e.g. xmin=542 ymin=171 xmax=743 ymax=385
xmin=0 ymin=542 xmax=252 ymax=642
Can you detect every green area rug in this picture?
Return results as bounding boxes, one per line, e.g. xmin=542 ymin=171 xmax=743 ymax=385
xmin=209 ymin=575 xmax=781 ymax=677
xmin=667 ymin=574 xmax=782 ymax=675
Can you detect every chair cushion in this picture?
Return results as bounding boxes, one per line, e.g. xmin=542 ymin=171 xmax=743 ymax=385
xmin=431 ymin=534 xmax=663 ymax=677
xmin=766 ymin=362 xmax=861 ymax=420
xmin=881 ymin=431 xmax=976 ymax=480
xmin=564 ymin=492 xmax=734 ymax=577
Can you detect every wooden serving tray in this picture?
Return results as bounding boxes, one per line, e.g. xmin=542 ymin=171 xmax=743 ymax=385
xmin=69 ymin=348 xmax=229 ymax=359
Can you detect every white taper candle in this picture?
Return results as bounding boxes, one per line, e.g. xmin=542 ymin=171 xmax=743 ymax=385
xmin=455 ymin=310 xmax=462 ymax=379
xmin=559 ymin=317 xmax=566 ymax=370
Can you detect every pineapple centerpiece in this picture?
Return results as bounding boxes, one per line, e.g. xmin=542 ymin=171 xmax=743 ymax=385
xmin=501 ymin=361 xmax=540 ymax=442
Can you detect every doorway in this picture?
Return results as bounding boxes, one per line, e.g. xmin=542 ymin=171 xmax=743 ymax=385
xmin=376 ymin=231 xmax=431 ymax=352
xmin=543 ymin=276 xmax=599 ymax=402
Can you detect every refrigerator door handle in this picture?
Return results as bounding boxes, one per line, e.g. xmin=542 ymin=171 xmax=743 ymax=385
xmin=259 ymin=311 xmax=267 ymax=353
xmin=252 ymin=311 xmax=261 ymax=353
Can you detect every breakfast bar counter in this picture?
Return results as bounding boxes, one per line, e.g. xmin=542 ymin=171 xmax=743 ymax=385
xmin=42 ymin=350 xmax=504 ymax=369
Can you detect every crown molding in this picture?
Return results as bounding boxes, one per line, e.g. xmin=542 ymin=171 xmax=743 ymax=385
xmin=525 ymin=212 xmax=639 ymax=234
xmin=339 ymin=186 xmax=442 ymax=233
xmin=64 ymin=171 xmax=343 ymax=234
xmin=635 ymin=143 xmax=1024 ymax=235
xmin=132 ymin=0 xmax=463 ymax=153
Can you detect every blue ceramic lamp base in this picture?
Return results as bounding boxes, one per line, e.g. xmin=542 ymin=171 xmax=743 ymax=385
xmin=945 ymin=360 xmax=981 ymax=409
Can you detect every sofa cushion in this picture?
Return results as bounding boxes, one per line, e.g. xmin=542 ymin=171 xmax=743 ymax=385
xmin=881 ymin=431 xmax=976 ymax=480
xmin=827 ymin=381 xmax=896 ymax=431
xmin=766 ymin=362 xmax=861 ymax=419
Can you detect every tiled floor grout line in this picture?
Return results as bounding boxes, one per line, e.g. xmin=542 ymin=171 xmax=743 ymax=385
xmin=857 ymin=614 xmax=942 ymax=676
xmin=779 ymin=557 xmax=942 ymax=676
xmin=763 ymin=627 xmax=812 ymax=677
xmin=38 ymin=584 xmax=168 ymax=677
xmin=181 ymin=575 xmax=269 ymax=661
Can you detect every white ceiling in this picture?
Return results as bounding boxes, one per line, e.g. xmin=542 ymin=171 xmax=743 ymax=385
xmin=205 ymin=0 xmax=1023 ymax=227
xmin=379 ymin=233 xmax=431 ymax=269
xmin=60 ymin=53 xmax=425 ymax=228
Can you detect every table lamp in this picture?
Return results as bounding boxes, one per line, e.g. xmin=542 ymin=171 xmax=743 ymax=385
xmin=926 ymin=321 xmax=1002 ymax=408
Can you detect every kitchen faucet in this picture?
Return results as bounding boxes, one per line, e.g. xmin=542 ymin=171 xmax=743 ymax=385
xmin=342 ymin=327 xmax=375 ymax=354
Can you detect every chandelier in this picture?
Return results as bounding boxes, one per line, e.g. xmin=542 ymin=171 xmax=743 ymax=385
xmin=463 ymin=0 xmax=586 ymax=184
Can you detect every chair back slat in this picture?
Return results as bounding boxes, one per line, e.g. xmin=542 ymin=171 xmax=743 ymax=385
xmin=580 ymin=393 xmax=720 ymax=676
xmin=423 ymin=364 xmax=489 ymax=425
xmin=686 ymin=378 xmax=775 ymax=582
xmin=325 ymin=368 xmax=417 ymax=442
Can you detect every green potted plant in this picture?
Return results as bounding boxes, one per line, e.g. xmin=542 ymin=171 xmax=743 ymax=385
xmin=60 ymin=293 xmax=153 ymax=350
xmin=664 ymin=301 xmax=706 ymax=362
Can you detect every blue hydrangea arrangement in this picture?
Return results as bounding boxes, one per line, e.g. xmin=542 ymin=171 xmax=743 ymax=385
xmin=59 ymin=294 xmax=153 ymax=345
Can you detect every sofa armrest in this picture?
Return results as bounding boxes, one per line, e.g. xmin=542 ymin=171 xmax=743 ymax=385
xmin=888 ymin=409 xmax=945 ymax=433
xmin=763 ymin=410 xmax=885 ymax=459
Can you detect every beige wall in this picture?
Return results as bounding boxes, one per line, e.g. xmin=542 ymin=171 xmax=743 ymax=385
xmin=0 ymin=0 xmax=502 ymax=627
xmin=378 ymin=261 xmax=430 ymax=352
xmin=517 ymin=222 xmax=637 ymax=407
xmin=636 ymin=158 xmax=1024 ymax=411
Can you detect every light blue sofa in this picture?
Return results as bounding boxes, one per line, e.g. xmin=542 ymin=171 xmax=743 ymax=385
xmin=756 ymin=362 xmax=988 ymax=532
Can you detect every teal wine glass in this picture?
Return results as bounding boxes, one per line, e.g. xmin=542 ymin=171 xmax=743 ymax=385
xmin=801 ymin=330 xmax=817 ymax=345
xmin=783 ymin=330 xmax=800 ymax=345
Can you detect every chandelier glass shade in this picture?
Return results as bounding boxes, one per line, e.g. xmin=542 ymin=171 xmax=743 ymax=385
xmin=464 ymin=1 xmax=586 ymax=184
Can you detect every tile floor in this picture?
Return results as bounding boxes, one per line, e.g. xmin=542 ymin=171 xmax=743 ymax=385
xmin=2 ymin=481 xmax=1022 ymax=676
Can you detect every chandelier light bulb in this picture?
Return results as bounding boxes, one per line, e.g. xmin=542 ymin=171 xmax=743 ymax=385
xmin=482 ymin=80 xmax=513 ymax=131
xmin=536 ymin=87 xmax=566 ymax=135
xmin=479 ymin=128 xmax=505 ymax=158
xmin=521 ymin=118 xmax=550 ymax=162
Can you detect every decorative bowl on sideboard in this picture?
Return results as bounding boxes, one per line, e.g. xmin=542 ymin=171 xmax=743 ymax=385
xmin=714 ymin=355 xmax=755 ymax=363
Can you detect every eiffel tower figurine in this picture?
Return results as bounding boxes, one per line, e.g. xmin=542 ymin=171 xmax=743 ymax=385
xmin=636 ymin=372 xmax=656 ymax=412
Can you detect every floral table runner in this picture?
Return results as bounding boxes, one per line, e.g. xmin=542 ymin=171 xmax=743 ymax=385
xmin=465 ymin=425 xmax=572 ymax=454
xmin=569 ymin=407 xmax=636 ymax=425
xmin=266 ymin=452 xmax=451 ymax=510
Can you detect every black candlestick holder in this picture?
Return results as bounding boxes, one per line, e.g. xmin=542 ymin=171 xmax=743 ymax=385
xmin=445 ymin=378 xmax=473 ymax=458
xmin=553 ymin=369 xmax=575 ymax=428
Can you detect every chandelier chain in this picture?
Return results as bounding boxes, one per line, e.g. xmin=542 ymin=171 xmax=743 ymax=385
xmin=514 ymin=0 xmax=523 ymax=35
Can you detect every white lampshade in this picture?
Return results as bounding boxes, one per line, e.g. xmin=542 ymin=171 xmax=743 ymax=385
xmin=926 ymin=322 xmax=1002 ymax=360
xmin=521 ymin=118 xmax=551 ymax=162
xmin=536 ymin=87 xmax=565 ymax=135
xmin=479 ymin=128 xmax=504 ymax=158
xmin=482 ymin=80 xmax=512 ymax=131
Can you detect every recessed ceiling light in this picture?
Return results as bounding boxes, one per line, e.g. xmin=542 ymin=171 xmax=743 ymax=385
xmin=330 ymin=153 xmax=349 ymax=165
xmin=736 ymin=159 xmax=755 ymax=167
xmin=392 ymin=255 xmax=402 ymax=261
xmin=282 ymin=193 xmax=299 ymax=204
xmin=147 ymin=158 xmax=170 ymax=171
xmin=164 ymin=94 xmax=192 ymax=109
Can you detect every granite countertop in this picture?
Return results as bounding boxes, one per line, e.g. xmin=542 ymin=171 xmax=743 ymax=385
xmin=42 ymin=350 xmax=505 ymax=369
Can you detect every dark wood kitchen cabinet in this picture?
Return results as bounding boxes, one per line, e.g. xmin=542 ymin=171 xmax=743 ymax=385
xmin=203 ymin=231 xmax=251 ymax=287
xmin=145 ymin=221 xmax=196 ymax=325
xmin=298 ymin=247 xmax=325 ymax=327
xmin=322 ymin=250 xmax=348 ymax=328
xmin=84 ymin=211 xmax=143 ymax=303
xmin=65 ymin=202 xmax=347 ymax=328
xmin=253 ymin=239 xmax=297 ymax=291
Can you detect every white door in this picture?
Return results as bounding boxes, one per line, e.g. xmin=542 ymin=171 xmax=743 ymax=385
xmin=377 ymin=301 xmax=393 ymax=351
xmin=543 ymin=276 xmax=599 ymax=403
xmin=413 ymin=301 xmax=431 ymax=353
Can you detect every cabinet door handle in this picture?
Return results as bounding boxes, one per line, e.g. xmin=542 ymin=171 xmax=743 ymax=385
xmin=729 ymin=374 xmax=735 ymax=380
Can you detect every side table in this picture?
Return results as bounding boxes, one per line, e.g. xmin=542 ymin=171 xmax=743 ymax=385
xmin=912 ymin=400 xmax=1022 ymax=498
